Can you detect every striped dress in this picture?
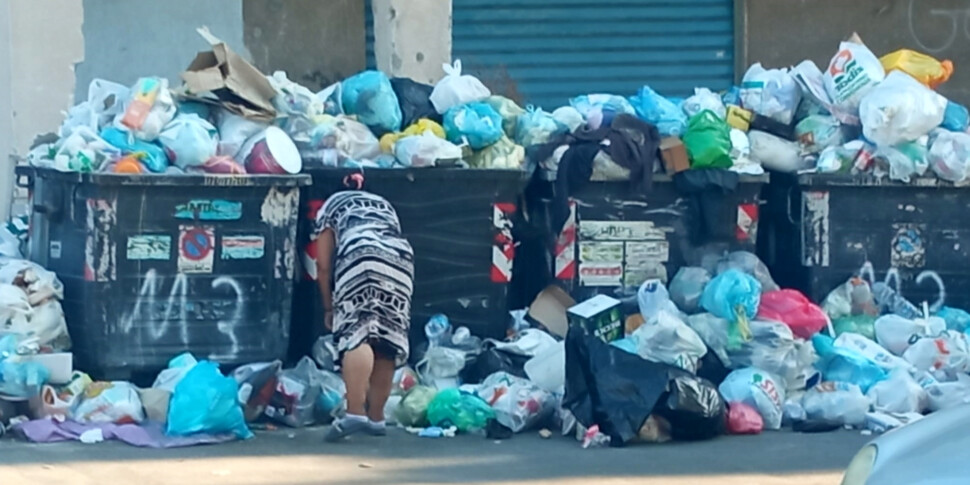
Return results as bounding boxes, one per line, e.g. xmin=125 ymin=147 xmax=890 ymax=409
xmin=314 ymin=191 xmax=414 ymax=366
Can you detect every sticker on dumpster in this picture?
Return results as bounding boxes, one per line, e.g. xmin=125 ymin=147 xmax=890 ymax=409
xmin=126 ymin=235 xmax=171 ymax=260
xmin=174 ymin=199 xmax=242 ymax=221
xmin=178 ymin=226 xmax=214 ymax=273
xmin=578 ymin=263 xmax=623 ymax=286
xmin=625 ymin=241 xmax=669 ymax=265
xmin=890 ymin=224 xmax=926 ymax=269
xmin=221 ymin=235 xmax=265 ymax=260
xmin=579 ymin=221 xmax=667 ymax=241
xmin=49 ymin=241 xmax=62 ymax=260
xmin=736 ymin=203 xmax=759 ymax=242
xmin=579 ymin=242 xmax=623 ymax=263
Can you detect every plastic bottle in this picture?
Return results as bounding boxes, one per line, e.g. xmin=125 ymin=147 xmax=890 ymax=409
xmin=871 ymin=283 xmax=921 ymax=319
xmin=425 ymin=314 xmax=452 ymax=347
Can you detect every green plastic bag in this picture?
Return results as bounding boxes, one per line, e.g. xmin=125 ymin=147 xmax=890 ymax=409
xmin=683 ymin=110 xmax=732 ymax=169
xmin=832 ymin=315 xmax=877 ymax=340
xmin=395 ymin=385 xmax=437 ymax=427
xmin=426 ymin=388 xmax=495 ymax=432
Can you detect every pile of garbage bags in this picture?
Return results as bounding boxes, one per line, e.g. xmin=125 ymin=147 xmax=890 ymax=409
xmin=28 ymin=30 xmax=528 ymax=175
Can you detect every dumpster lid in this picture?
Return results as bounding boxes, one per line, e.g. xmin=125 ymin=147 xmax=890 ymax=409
xmin=797 ymin=173 xmax=970 ymax=188
xmin=30 ymin=167 xmax=311 ymax=187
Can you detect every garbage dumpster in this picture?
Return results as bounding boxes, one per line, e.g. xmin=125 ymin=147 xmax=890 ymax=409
xmin=17 ymin=167 xmax=310 ymax=380
xmin=761 ymin=173 xmax=969 ymax=312
xmin=522 ymin=174 xmax=767 ymax=303
xmin=289 ymin=167 xmax=529 ymax=359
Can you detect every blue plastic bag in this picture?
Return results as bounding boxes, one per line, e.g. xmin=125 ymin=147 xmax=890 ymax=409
xmin=569 ymin=94 xmax=635 ymax=129
xmin=514 ymin=106 xmax=567 ymax=147
xmin=167 ymin=360 xmax=252 ymax=439
xmin=722 ymin=86 xmax=742 ymax=107
xmin=628 ymin=86 xmax=688 ymax=137
xmin=101 ymin=127 xmax=170 ymax=173
xmin=936 ymin=306 xmax=970 ymax=332
xmin=443 ymin=102 xmax=504 ymax=149
xmin=941 ymin=100 xmax=970 ymax=132
xmin=340 ymin=70 xmax=403 ymax=135
xmin=700 ymin=269 xmax=761 ymax=347
xmin=811 ymin=334 xmax=887 ymax=393
xmin=0 ymin=335 xmax=49 ymax=398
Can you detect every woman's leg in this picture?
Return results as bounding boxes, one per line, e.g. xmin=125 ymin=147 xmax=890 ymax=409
xmin=341 ymin=343 xmax=375 ymax=416
xmin=366 ymin=352 xmax=396 ymax=423
xmin=325 ymin=343 xmax=374 ymax=442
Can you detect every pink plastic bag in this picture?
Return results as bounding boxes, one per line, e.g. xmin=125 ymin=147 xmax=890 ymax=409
xmin=726 ymin=401 xmax=763 ymax=435
xmin=758 ymin=289 xmax=828 ymax=339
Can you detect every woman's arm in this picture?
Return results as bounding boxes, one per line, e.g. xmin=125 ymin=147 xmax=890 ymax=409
xmin=315 ymin=228 xmax=336 ymax=330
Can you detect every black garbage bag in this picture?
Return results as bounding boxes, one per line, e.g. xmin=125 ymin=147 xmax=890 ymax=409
xmin=459 ymin=344 xmax=531 ymax=384
xmin=696 ymin=347 xmax=730 ymax=387
xmin=563 ymin=328 xmax=672 ymax=446
xmin=653 ymin=374 xmax=726 ymax=441
xmin=390 ymin=78 xmax=441 ymax=127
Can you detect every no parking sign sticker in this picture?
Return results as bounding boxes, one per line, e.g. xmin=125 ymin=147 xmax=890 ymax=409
xmin=178 ymin=225 xmax=214 ymax=273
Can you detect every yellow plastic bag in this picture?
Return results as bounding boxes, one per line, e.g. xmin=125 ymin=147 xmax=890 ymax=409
xmin=880 ymin=49 xmax=954 ymax=89
xmin=379 ymin=119 xmax=446 ymax=153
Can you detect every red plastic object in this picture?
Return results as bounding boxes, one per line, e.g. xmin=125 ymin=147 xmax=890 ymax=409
xmin=758 ymin=289 xmax=829 ymax=339
xmin=727 ymin=402 xmax=763 ymax=435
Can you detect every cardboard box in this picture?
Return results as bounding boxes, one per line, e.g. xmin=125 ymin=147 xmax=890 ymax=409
xmin=21 ymin=352 xmax=73 ymax=384
xmin=659 ymin=137 xmax=690 ymax=174
xmin=528 ymin=285 xmax=575 ymax=338
xmin=567 ymin=295 xmax=623 ymax=343
xmin=181 ymin=27 xmax=277 ymax=121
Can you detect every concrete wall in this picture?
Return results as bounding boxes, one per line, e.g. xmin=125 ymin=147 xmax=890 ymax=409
xmin=75 ymin=0 xmax=246 ymax=101
xmin=243 ymin=0 xmax=366 ymax=91
xmin=372 ymin=0 xmax=451 ymax=84
xmin=0 ymin=0 xmax=84 ymax=219
xmin=742 ymin=0 xmax=970 ymax=105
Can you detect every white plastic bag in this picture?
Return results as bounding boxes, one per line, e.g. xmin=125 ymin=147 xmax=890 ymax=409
xmin=924 ymin=376 xmax=970 ymax=411
xmin=310 ymin=115 xmax=382 ymax=163
xmin=636 ymin=279 xmax=680 ymax=322
xmin=115 ymin=77 xmax=176 ymax=141
xmin=874 ymin=141 xmax=929 ymax=183
xmin=416 ymin=345 xmax=467 ymax=381
xmin=430 ymin=60 xmax=491 ymax=114
xmin=866 ymin=369 xmax=926 ymax=414
xmin=158 ymin=114 xmax=219 ymax=169
xmin=928 ymin=130 xmax=970 ymax=182
xmin=686 ymin=313 xmax=731 ymax=365
xmin=72 ymin=381 xmax=146 ymax=424
xmin=801 ymin=382 xmax=870 ymax=427
xmin=903 ymin=330 xmax=970 ymax=378
xmin=719 ymin=368 xmax=785 ymax=430
xmin=551 ymin=106 xmax=585 ymax=132
xmin=748 ymin=130 xmax=805 ymax=173
xmin=60 ymin=79 xmax=130 ymax=138
xmin=0 ymin=284 xmax=32 ymax=336
xmin=476 ymin=372 xmax=555 ymax=433
xmin=152 ymin=353 xmax=199 ymax=393
xmin=860 ymin=71 xmax=947 ymax=147
xmin=683 ymin=87 xmax=727 ymax=119
xmin=740 ymin=63 xmax=802 ymax=124
xmin=823 ymin=40 xmax=885 ymax=122
xmin=874 ymin=314 xmax=944 ymax=356
xmin=216 ymin=109 xmax=270 ymax=158
xmin=630 ymin=311 xmax=707 ymax=373
xmin=0 ymin=257 xmax=65 ymax=305
xmin=394 ymin=133 xmax=462 ymax=168
xmin=727 ymin=320 xmax=795 ymax=380
xmin=834 ymin=332 xmax=912 ymax=372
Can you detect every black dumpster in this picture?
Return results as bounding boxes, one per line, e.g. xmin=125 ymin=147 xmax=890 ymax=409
xmin=17 ymin=167 xmax=310 ymax=380
xmin=519 ymin=173 xmax=767 ymax=303
xmin=289 ymin=168 xmax=529 ymax=360
xmin=761 ymin=173 xmax=969 ymax=312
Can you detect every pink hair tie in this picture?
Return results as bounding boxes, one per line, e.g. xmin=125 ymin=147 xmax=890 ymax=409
xmin=343 ymin=172 xmax=364 ymax=190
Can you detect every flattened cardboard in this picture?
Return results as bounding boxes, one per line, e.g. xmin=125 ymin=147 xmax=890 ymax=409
xmin=181 ymin=26 xmax=277 ymax=121
xmin=527 ymin=285 xmax=575 ymax=338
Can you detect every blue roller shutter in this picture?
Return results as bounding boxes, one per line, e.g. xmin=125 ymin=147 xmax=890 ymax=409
xmin=367 ymin=0 xmax=735 ymax=108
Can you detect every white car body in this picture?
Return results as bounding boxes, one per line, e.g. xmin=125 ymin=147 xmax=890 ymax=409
xmin=843 ymin=403 xmax=970 ymax=485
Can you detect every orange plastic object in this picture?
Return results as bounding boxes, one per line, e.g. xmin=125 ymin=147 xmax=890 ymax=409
xmin=114 ymin=156 xmax=144 ymax=174
xmin=880 ymin=49 xmax=954 ymax=89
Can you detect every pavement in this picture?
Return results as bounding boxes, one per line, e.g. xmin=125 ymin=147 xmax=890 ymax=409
xmin=0 ymin=426 xmax=869 ymax=485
